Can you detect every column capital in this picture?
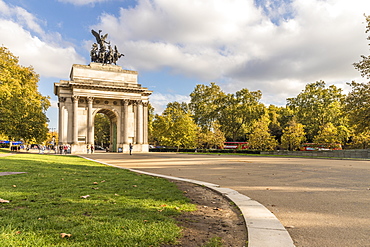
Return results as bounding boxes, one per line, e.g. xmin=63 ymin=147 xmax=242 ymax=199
xmin=72 ymin=95 xmax=80 ymax=102
xmin=121 ymin=99 xmax=130 ymax=106
xmin=133 ymin=100 xmax=142 ymax=106
xmin=59 ymin=97 xmax=66 ymax=103
xmin=87 ymin=96 xmax=94 ymax=103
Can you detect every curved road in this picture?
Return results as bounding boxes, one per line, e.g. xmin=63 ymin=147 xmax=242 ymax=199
xmin=83 ymin=152 xmax=370 ymax=247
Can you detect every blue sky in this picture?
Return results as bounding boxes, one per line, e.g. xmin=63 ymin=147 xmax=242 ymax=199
xmin=0 ymin=0 xmax=369 ymax=130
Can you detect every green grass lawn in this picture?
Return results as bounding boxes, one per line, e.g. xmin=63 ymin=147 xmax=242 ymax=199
xmin=0 ymin=153 xmax=196 ymax=246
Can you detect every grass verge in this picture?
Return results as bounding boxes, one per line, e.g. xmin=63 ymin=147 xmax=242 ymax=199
xmin=0 ymin=153 xmax=196 ymax=247
xmin=0 ymin=148 xmax=10 ymax=153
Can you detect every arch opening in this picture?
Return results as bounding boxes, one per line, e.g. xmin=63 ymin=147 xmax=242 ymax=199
xmin=94 ymin=109 xmax=118 ymax=152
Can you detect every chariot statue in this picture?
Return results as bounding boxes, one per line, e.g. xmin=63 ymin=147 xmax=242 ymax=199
xmin=90 ymin=29 xmax=124 ymax=64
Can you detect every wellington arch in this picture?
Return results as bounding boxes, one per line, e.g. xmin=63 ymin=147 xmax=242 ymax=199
xmin=54 ymin=62 xmax=152 ymax=154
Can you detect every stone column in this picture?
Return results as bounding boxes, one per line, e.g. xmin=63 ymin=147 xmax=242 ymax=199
xmin=58 ymin=97 xmax=66 ymax=144
xmin=122 ymin=99 xmax=129 ymax=144
xmin=87 ymin=97 xmax=94 ymax=144
xmin=143 ymin=102 xmax=149 ymax=144
xmin=72 ymin=96 xmax=79 ymax=144
xmin=136 ymin=100 xmax=143 ymax=144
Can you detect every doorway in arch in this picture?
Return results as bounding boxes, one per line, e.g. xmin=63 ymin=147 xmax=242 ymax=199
xmin=93 ymin=111 xmax=115 ymax=151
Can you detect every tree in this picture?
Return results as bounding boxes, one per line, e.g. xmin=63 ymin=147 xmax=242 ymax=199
xmin=248 ymin=115 xmax=277 ymax=151
xmin=313 ymin=123 xmax=341 ymax=149
xmin=196 ymin=123 xmax=225 ymax=149
xmin=346 ymin=82 xmax=370 ymax=133
xmin=287 ymin=81 xmax=346 ymax=141
xmin=94 ymin=113 xmax=110 ymax=147
xmin=351 ymin=131 xmax=370 ymax=149
xmin=152 ymin=102 xmax=198 ymax=151
xmin=0 ymin=46 xmax=50 ymax=143
xmin=336 ymin=125 xmax=351 ymax=145
xmin=266 ymin=105 xmax=286 ymax=143
xmin=189 ymin=82 xmax=225 ymax=131
xmin=281 ymin=120 xmax=306 ymax=151
xmin=216 ymin=88 xmax=265 ymax=141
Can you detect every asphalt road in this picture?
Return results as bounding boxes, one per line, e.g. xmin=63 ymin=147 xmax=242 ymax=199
xmin=83 ymin=152 xmax=370 ymax=247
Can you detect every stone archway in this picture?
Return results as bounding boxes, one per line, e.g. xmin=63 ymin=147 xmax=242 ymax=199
xmin=54 ymin=63 xmax=152 ymax=154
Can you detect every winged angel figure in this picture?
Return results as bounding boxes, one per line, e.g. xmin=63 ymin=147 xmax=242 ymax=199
xmin=90 ymin=29 xmax=124 ymax=64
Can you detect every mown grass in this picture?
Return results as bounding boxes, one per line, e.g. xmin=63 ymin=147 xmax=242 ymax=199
xmin=0 ymin=153 xmax=196 ymax=246
xmin=0 ymin=148 xmax=10 ymax=153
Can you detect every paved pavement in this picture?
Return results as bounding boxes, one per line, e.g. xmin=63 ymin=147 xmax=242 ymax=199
xmin=82 ymin=152 xmax=370 ymax=247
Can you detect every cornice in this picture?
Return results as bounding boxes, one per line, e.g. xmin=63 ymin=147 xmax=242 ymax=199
xmin=56 ymin=80 xmax=152 ymax=95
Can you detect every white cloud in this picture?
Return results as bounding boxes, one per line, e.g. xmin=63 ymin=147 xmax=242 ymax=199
xmin=0 ymin=20 xmax=84 ymax=78
xmin=149 ymin=93 xmax=190 ymax=114
xmin=0 ymin=1 xmax=85 ymax=78
xmin=13 ymin=6 xmax=45 ymax=35
xmin=93 ymin=0 xmax=370 ymax=109
xmin=0 ymin=0 xmax=44 ymax=35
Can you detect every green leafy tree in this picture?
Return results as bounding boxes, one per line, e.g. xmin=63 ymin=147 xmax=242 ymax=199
xmin=94 ymin=113 xmax=110 ymax=147
xmin=196 ymin=123 xmax=225 ymax=149
xmin=266 ymin=105 xmax=285 ymax=142
xmin=287 ymin=81 xmax=346 ymax=141
xmin=189 ymin=83 xmax=266 ymax=141
xmin=248 ymin=115 xmax=277 ymax=151
xmin=216 ymin=88 xmax=265 ymax=141
xmin=153 ymin=102 xmax=198 ymax=151
xmin=313 ymin=123 xmax=341 ymax=149
xmin=0 ymin=46 xmax=50 ymax=143
xmin=281 ymin=120 xmax=306 ymax=151
xmin=346 ymin=81 xmax=370 ymax=133
xmin=189 ymin=82 xmax=225 ymax=131
xmin=336 ymin=125 xmax=351 ymax=145
xmin=351 ymin=131 xmax=370 ymax=149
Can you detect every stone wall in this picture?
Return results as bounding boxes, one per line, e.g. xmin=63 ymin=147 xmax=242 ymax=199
xmin=261 ymin=149 xmax=370 ymax=159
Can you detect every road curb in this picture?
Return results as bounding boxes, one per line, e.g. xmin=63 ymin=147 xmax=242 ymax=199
xmin=79 ymin=155 xmax=295 ymax=247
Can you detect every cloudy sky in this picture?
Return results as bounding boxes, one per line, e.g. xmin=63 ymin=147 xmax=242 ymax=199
xmin=0 ymin=0 xmax=369 ymax=129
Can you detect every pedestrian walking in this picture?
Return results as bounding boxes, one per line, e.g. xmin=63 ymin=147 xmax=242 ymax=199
xmin=86 ymin=145 xmax=90 ymax=154
xmin=91 ymin=145 xmax=94 ymax=153
xmin=129 ymin=143 xmax=133 ymax=155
